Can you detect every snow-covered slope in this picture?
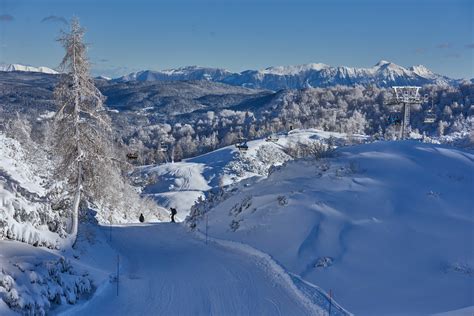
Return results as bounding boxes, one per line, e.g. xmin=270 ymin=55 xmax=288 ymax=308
xmin=0 ymin=133 xmax=65 ymax=248
xmin=61 ymin=223 xmax=341 ymax=316
xmin=0 ymin=63 xmax=58 ymax=74
xmin=138 ymin=129 xmax=356 ymax=220
xmin=116 ymin=60 xmax=455 ymax=89
xmin=188 ymin=140 xmax=474 ymax=315
xmin=0 ymin=134 xmax=97 ymax=315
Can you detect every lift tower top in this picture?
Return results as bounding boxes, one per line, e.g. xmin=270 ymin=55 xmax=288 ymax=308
xmin=386 ymin=86 xmax=423 ymax=139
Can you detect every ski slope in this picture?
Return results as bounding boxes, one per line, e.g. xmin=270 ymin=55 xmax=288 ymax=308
xmin=190 ymin=140 xmax=474 ymax=315
xmin=138 ymin=129 xmax=355 ymax=220
xmin=61 ymin=224 xmax=327 ymax=316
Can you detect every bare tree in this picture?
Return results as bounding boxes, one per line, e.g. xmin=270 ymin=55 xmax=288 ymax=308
xmin=51 ymin=18 xmax=118 ymax=247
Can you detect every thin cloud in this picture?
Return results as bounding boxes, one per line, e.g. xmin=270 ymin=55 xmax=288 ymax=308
xmin=0 ymin=14 xmax=14 ymax=22
xmin=444 ymin=53 xmax=461 ymax=59
xmin=413 ymin=47 xmax=426 ymax=55
xmin=92 ymin=66 xmax=139 ymax=78
xmin=436 ymin=43 xmax=451 ymax=49
xmin=465 ymin=43 xmax=474 ymax=49
xmin=41 ymin=15 xmax=68 ymax=25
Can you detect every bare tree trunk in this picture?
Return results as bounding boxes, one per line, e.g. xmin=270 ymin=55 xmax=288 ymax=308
xmin=70 ymin=161 xmax=81 ymax=246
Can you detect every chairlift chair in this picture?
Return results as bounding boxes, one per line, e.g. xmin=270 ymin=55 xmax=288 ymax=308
xmin=265 ymin=133 xmax=279 ymax=142
xmin=158 ymin=142 xmax=168 ymax=152
xmin=235 ymin=137 xmax=249 ymax=151
xmin=424 ymin=110 xmax=436 ymax=124
xmin=127 ymin=152 xmax=138 ymax=160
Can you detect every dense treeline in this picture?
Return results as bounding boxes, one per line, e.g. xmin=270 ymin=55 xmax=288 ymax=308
xmin=0 ymin=71 xmax=472 ymax=165
xmin=114 ymin=83 xmax=473 ymax=164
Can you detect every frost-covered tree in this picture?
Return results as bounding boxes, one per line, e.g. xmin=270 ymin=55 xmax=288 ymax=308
xmin=51 ymin=18 xmax=121 ymax=246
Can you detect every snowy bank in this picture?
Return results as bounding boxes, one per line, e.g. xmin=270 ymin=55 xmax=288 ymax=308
xmin=189 ymin=140 xmax=474 ymax=315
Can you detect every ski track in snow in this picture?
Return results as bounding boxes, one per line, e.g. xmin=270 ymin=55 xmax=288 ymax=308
xmin=60 ymin=224 xmax=321 ymax=316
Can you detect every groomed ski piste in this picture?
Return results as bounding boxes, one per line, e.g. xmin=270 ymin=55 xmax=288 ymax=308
xmin=1 ymin=129 xmax=473 ymax=315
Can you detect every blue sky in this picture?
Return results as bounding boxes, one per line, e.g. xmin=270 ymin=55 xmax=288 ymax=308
xmin=0 ymin=0 xmax=472 ymax=78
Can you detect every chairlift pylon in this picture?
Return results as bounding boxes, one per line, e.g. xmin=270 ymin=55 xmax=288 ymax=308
xmin=235 ymin=137 xmax=249 ymax=151
xmin=265 ymin=133 xmax=279 ymax=142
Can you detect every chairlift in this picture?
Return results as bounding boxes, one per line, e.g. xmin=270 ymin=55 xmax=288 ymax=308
xmin=158 ymin=142 xmax=168 ymax=152
xmin=265 ymin=133 xmax=279 ymax=142
xmin=127 ymin=152 xmax=138 ymax=160
xmin=424 ymin=98 xmax=436 ymax=124
xmin=235 ymin=138 xmax=249 ymax=151
xmin=424 ymin=110 xmax=436 ymax=124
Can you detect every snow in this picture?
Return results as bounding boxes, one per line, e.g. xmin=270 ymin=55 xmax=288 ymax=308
xmin=0 ymin=134 xmax=46 ymax=195
xmin=0 ymin=63 xmax=58 ymax=74
xmin=410 ymin=64 xmax=435 ymax=78
xmin=190 ymin=140 xmax=474 ymax=315
xmin=0 ymin=133 xmax=64 ymax=248
xmin=0 ymin=240 xmax=93 ymax=315
xmin=433 ymin=306 xmax=474 ymax=316
xmin=116 ymin=60 xmax=454 ymax=88
xmin=139 ymin=129 xmax=356 ymax=218
xmin=60 ymin=223 xmax=329 ymax=316
xmin=2 ymin=126 xmax=473 ymax=315
xmin=37 ymin=111 xmax=56 ymax=121
xmin=260 ymin=63 xmax=330 ymax=75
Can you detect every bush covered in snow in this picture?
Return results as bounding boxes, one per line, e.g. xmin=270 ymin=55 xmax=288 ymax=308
xmin=0 ymin=252 xmax=93 ymax=315
xmin=226 ymin=144 xmax=291 ymax=178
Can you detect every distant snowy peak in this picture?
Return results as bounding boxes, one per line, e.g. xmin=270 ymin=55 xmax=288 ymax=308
xmin=95 ymin=75 xmax=112 ymax=80
xmin=116 ymin=61 xmax=455 ymax=89
xmin=260 ymin=63 xmax=330 ymax=75
xmin=0 ymin=63 xmax=58 ymax=74
xmin=409 ymin=65 xmax=435 ymax=78
xmin=118 ymin=66 xmax=233 ymax=82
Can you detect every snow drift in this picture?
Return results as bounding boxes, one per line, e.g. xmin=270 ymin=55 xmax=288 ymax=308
xmin=188 ymin=140 xmax=474 ymax=315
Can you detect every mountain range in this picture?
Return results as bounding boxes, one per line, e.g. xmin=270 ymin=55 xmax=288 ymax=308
xmin=0 ymin=63 xmax=58 ymax=74
xmin=0 ymin=61 xmax=465 ymax=90
xmin=115 ymin=60 xmax=458 ymax=89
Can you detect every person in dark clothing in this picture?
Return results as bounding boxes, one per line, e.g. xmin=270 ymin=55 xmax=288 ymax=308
xmin=139 ymin=213 xmax=145 ymax=223
xmin=170 ymin=208 xmax=177 ymax=223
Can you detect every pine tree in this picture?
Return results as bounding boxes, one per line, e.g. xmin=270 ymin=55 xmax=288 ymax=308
xmin=51 ymin=18 xmax=120 ymax=246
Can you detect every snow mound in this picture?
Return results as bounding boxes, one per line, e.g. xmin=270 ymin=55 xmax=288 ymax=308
xmin=189 ymin=140 xmax=474 ymax=315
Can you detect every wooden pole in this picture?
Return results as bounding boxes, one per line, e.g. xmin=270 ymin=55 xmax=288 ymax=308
xmin=109 ymin=213 xmax=112 ymax=242
xmin=328 ymin=289 xmax=332 ymax=315
xmin=117 ymin=254 xmax=120 ymax=296
xmin=205 ymin=213 xmax=209 ymax=245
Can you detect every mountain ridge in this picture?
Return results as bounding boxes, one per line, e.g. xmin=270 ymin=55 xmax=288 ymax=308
xmin=0 ymin=63 xmax=58 ymax=74
xmin=115 ymin=60 xmax=457 ymax=89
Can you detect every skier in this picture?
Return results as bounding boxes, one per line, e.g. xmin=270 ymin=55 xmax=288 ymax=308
xmin=170 ymin=208 xmax=177 ymax=223
xmin=139 ymin=213 xmax=145 ymax=223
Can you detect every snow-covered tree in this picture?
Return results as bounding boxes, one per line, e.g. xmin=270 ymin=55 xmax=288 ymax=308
xmin=50 ymin=18 xmax=121 ymax=246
